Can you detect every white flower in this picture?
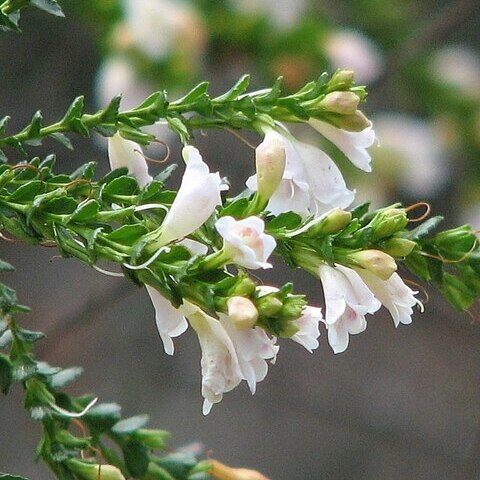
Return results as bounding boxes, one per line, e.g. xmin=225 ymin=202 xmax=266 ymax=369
xmin=181 ymin=302 xmax=277 ymax=415
xmin=356 ymin=270 xmax=423 ymax=327
xmin=108 ymin=132 xmax=153 ymax=187
xmin=122 ymin=0 xmax=206 ymax=62
xmin=159 ymin=146 xmax=226 ymax=245
xmin=146 ymin=286 xmax=188 ymax=356
xmin=323 ymin=29 xmax=384 ymax=83
xmin=318 ymin=263 xmax=381 ymax=354
xmin=215 ymin=216 xmax=276 ymax=269
xmin=246 ymin=129 xmax=354 ymax=217
xmin=291 ymin=306 xmax=322 ymax=353
xmin=309 ymin=118 xmax=376 ymax=172
xmin=372 ymin=113 xmax=450 ymax=197
xmin=182 ymin=302 xmax=243 ymax=415
xmin=219 ymin=313 xmax=278 ymax=395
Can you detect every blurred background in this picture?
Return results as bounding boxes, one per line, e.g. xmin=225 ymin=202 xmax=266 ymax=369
xmin=1 ymin=0 xmax=480 ymax=478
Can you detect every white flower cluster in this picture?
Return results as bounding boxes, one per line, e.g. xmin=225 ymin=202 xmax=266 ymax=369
xmin=107 ymin=112 xmax=422 ymax=413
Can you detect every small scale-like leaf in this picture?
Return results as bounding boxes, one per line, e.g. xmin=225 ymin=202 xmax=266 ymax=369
xmin=49 ymin=367 xmax=83 ymax=388
xmin=214 ymin=75 xmax=250 ymax=102
xmin=70 ymin=161 xmax=96 ymax=180
xmin=0 ymin=354 xmax=13 ymax=394
xmin=106 ymin=224 xmax=148 ymax=246
xmin=0 ymin=474 xmax=33 ymax=480
xmin=123 ymin=440 xmax=150 ymax=477
xmin=69 ymin=200 xmax=100 ymax=223
xmin=16 ymin=328 xmax=45 ymax=344
xmin=112 ymin=414 xmax=149 ymax=435
xmin=8 ymin=181 xmax=43 ymax=203
xmin=103 ymin=176 xmax=139 ymax=196
xmin=0 ymin=259 xmax=14 ymax=272
xmin=84 ymin=403 xmax=122 ymax=432
xmin=31 ymin=0 xmax=65 ymax=16
xmin=50 ymin=132 xmax=73 ymax=150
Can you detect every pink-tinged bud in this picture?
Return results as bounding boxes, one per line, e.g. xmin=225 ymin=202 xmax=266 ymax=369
xmin=227 ymin=296 xmax=259 ymax=330
xmin=255 ymin=132 xmax=286 ymax=203
xmin=348 ymin=249 xmax=397 ymax=280
xmin=210 ymin=460 xmax=270 ymax=480
xmin=318 ymin=92 xmax=360 ymax=115
xmin=65 ymin=459 xmax=126 ymax=480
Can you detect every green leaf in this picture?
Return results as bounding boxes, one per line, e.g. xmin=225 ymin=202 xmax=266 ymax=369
xmin=8 ymin=181 xmax=43 ymax=202
xmin=99 ymin=167 xmax=129 ymax=184
xmin=266 ymin=212 xmax=302 ymax=232
xmin=0 ymin=116 xmax=11 ymax=136
xmin=167 ymin=117 xmax=190 ymax=144
xmin=154 ymin=164 xmax=177 ymax=185
xmin=16 ymin=328 xmax=45 ymax=344
xmin=101 ymin=95 xmax=122 ymax=122
xmin=103 ymin=176 xmax=139 ymax=196
xmin=49 ymin=367 xmax=83 ymax=388
xmin=0 ymin=259 xmax=14 ymax=272
xmin=123 ymin=440 xmax=150 ymax=477
xmin=0 ymin=354 xmax=13 ymax=394
xmin=62 ymin=96 xmax=84 ymax=124
xmin=406 ymin=216 xmax=443 ymax=241
xmin=31 ymin=0 xmax=65 ymax=16
xmin=112 ymin=414 xmax=149 ymax=435
xmin=69 ymin=200 xmax=100 ymax=223
xmin=0 ymin=282 xmax=17 ymax=312
xmin=0 ymin=11 xmax=20 ymax=32
xmin=214 ymin=75 xmax=250 ymax=102
xmin=0 ymin=474 xmax=33 ymax=480
xmin=0 ymin=331 xmax=12 ymax=350
xmin=44 ymin=196 xmax=77 ymax=215
xmin=49 ymin=132 xmax=73 ymax=150
xmin=84 ymin=403 xmax=122 ymax=433
xmin=106 ymin=224 xmax=148 ymax=246
xmin=70 ymin=161 xmax=96 ymax=180
xmin=25 ymin=111 xmax=43 ymax=140
xmin=156 ymin=453 xmax=198 ymax=479
xmin=176 ymin=82 xmax=210 ymax=105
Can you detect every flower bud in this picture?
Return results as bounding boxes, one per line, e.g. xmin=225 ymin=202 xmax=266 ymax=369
xmin=435 ymin=225 xmax=476 ymax=256
xmin=328 ymin=110 xmax=371 ymax=132
xmin=256 ymin=295 xmax=283 ymax=317
xmin=227 ymin=296 xmax=259 ymax=330
xmin=382 ymin=238 xmax=416 ymax=257
xmin=210 ymin=460 xmax=270 ymax=480
xmin=65 ymin=460 xmax=126 ymax=480
xmin=348 ymin=249 xmax=397 ymax=280
xmin=255 ymin=132 xmax=286 ymax=204
xmin=307 ymin=209 xmax=352 ymax=236
xmin=369 ymin=207 xmax=408 ymax=240
xmin=329 ymin=69 xmax=355 ymax=88
xmin=231 ymin=276 xmax=257 ymax=296
xmin=318 ymin=92 xmax=360 ymax=115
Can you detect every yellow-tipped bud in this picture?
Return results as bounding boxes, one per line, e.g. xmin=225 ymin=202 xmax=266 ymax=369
xmin=255 ymin=132 xmax=286 ymax=203
xmin=65 ymin=460 xmax=126 ymax=480
xmin=210 ymin=460 xmax=270 ymax=480
xmin=318 ymin=92 xmax=360 ymax=115
xmin=227 ymin=296 xmax=259 ymax=330
xmin=349 ymin=249 xmax=397 ymax=280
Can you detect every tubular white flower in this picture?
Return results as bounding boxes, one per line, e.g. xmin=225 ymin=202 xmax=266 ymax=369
xmin=215 ymin=216 xmax=276 ymax=269
xmin=158 ymin=146 xmax=225 ymax=246
xmin=108 ymin=132 xmax=153 ymax=187
xmin=318 ymin=263 xmax=381 ymax=354
xmin=309 ymin=118 xmax=376 ymax=172
xmin=219 ymin=313 xmax=278 ymax=395
xmin=356 ymin=270 xmax=423 ymax=327
xmin=146 ymin=286 xmax=188 ymax=356
xmin=246 ymin=128 xmax=354 ymax=217
xmin=180 ymin=302 xmax=243 ymax=415
xmin=291 ymin=306 xmax=322 ymax=353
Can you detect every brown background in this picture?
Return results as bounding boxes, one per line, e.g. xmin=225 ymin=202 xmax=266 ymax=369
xmin=1 ymin=5 xmax=480 ymax=479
